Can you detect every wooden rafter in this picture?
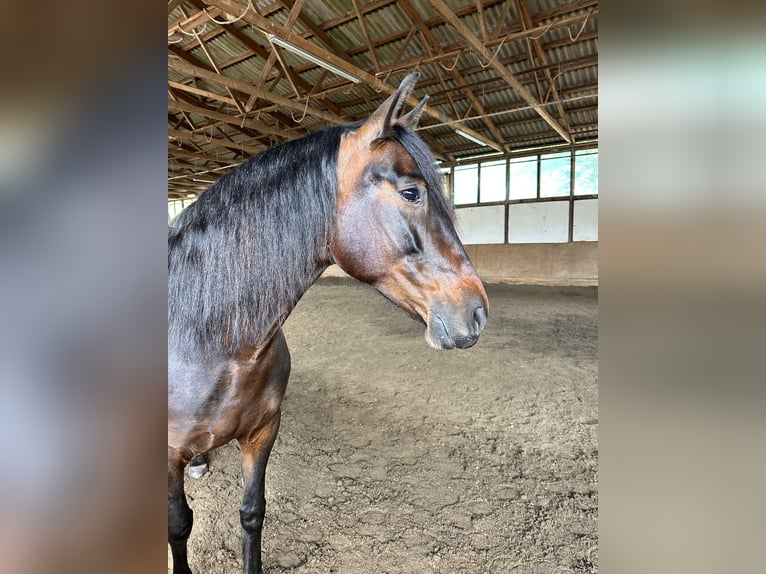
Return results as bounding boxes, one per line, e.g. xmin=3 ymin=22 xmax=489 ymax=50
xmin=398 ymin=0 xmax=507 ymax=153
xmin=337 ymin=52 xmax=598 ymax=117
xmin=475 ymin=0 xmax=488 ymax=41
xmin=169 ymin=147 xmax=239 ymax=165
xmin=183 ymin=0 xmax=345 ymax=123
xmin=169 ymin=80 xmax=280 ymax=147
xmin=168 ymin=100 xmax=291 ymax=138
xmin=427 ymin=0 xmax=572 ymax=144
xmin=168 ymin=55 xmax=343 ymax=125
xmin=168 ymin=0 xmax=598 ymax=196
xmin=169 ymin=127 xmax=263 ymax=155
xmin=515 ymin=0 xmax=544 ymax=102
xmin=343 ymin=14 xmax=597 ymax=83
xmin=249 ymin=0 xmax=306 ymax=110
xmin=516 ymin=0 xmax=573 ymax=139
xmin=491 ymin=0 xmax=514 ymax=40
xmin=352 ymin=0 xmax=380 ymax=72
xmin=168 ymin=80 xmax=238 ymax=106
xmin=204 ymin=0 xmax=495 ymax=154
xmin=168 ymin=0 xmax=184 ymax=15
xmin=338 ymin=0 xmax=596 ymax=58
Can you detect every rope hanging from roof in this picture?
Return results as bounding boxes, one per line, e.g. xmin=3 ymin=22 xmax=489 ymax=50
xmin=203 ymin=0 xmax=254 ymax=26
xmin=567 ymin=10 xmax=593 ymax=42
xmin=289 ymin=95 xmax=312 ymax=123
xmin=440 ymin=51 xmax=462 ymax=72
xmin=167 ymin=0 xmax=254 ymax=43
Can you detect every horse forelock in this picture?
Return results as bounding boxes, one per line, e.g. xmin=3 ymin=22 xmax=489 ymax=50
xmin=388 ymin=125 xmax=456 ymax=226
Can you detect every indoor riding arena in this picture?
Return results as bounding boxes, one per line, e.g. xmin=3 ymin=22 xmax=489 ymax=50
xmin=168 ymin=1 xmax=598 ymax=573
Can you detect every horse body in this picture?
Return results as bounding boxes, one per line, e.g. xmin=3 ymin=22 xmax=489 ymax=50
xmin=168 ymin=330 xmax=289 ymax=460
xmin=168 ymin=73 xmax=488 ymax=574
xmin=168 ymin=332 xmax=290 ymax=574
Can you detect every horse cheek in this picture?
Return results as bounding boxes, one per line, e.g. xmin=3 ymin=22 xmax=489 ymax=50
xmin=333 ymin=201 xmax=386 ymax=283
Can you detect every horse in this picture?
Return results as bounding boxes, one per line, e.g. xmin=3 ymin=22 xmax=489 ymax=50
xmin=168 ymin=73 xmax=489 ymax=574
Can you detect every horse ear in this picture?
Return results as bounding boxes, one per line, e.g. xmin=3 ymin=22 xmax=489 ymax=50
xmin=357 ymin=72 xmax=420 ymax=141
xmin=397 ymin=95 xmax=429 ymax=130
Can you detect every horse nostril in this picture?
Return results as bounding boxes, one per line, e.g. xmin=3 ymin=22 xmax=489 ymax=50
xmin=473 ymin=305 xmax=487 ymax=333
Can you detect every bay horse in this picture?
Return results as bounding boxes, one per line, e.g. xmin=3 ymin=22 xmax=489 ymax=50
xmin=168 ymin=73 xmax=488 ymax=574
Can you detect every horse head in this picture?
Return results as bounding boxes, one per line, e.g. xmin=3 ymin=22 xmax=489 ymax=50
xmin=332 ymin=73 xmax=488 ymax=350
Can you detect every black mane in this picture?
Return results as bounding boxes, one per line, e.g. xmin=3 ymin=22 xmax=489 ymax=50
xmin=168 ymin=126 xmax=344 ymax=359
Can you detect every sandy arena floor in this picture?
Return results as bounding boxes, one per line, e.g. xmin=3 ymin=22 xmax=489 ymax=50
xmin=172 ymin=278 xmax=598 ymax=573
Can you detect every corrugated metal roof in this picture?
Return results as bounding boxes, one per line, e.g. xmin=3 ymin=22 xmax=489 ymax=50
xmin=168 ymin=0 xmax=598 ymax=197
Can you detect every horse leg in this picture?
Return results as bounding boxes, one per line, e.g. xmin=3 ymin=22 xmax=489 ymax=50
xmin=238 ymin=411 xmax=281 ymax=574
xmin=187 ymin=453 xmax=208 ymax=479
xmin=168 ymin=451 xmax=193 ymax=574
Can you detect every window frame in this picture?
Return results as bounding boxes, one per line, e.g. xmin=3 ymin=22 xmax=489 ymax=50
xmin=448 ymin=144 xmax=598 ymax=244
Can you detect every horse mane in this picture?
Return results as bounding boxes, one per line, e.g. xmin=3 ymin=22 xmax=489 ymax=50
xmin=168 ymin=126 xmax=344 ymax=359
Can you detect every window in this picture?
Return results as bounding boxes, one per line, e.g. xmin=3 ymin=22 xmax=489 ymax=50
xmin=575 ymin=149 xmax=598 ymax=196
xmin=453 ymin=164 xmax=478 ymax=204
xmin=508 ymin=156 xmax=538 ymax=199
xmin=440 ymin=169 xmax=451 ymax=200
xmin=168 ymin=200 xmax=184 ymax=221
xmin=450 ymin=147 xmax=598 ymax=245
xmin=168 ymin=198 xmax=196 ymax=221
xmin=479 ymin=160 xmax=507 ymax=202
xmin=539 ymin=151 xmax=571 ymax=198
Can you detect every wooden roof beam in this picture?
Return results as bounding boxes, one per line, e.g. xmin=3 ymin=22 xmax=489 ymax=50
xmin=279 ymin=0 xmax=348 ymax=57
xmin=514 ymin=0 xmax=544 ymax=103
xmin=204 ymin=0 xmax=492 ymax=154
xmin=274 ymin=4 xmax=458 ymax=157
xmin=168 ymin=79 xmax=237 ymax=106
xmin=516 ymin=0 xmax=573 ymax=140
xmin=168 ymin=0 xmax=184 ymax=15
xmin=490 ymin=0 xmax=514 ymax=40
xmin=427 ymin=0 xmax=572 ymax=144
xmin=183 ymin=0 xmax=345 ymax=121
xmin=318 ymin=0 xmax=400 ymax=30
xmin=352 ymin=0 xmax=381 ymax=72
xmin=168 ymin=55 xmax=344 ymax=125
xmin=475 ymin=0 xmax=488 ymax=40
xmin=169 ymin=100 xmax=282 ymax=145
xmin=399 ymin=0 xmax=507 ymax=153
xmin=339 ymin=0 xmax=593 ymax=58
xmin=365 ymin=17 xmax=597 ymax=83
xmin=169 ymin=128 xmax=264 ymax=155
xmin=169 ymin=147 xmax=239 ymax=165
xmin=339 ymin=53 xmax=598 ymax=114
xmin=249 ymin=0 xmax=306 ymax=110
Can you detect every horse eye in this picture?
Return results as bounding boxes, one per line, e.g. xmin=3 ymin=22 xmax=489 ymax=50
xmin=399 ymin=188 xmax=420 ymax=203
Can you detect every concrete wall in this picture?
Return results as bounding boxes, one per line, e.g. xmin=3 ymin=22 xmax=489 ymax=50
xmin=463 ymin=241 xmax=597 ymax=285
xmin=323 ymin=241 xmax=598 ymax=286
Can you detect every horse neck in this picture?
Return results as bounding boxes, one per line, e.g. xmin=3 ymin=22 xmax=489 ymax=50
xmin=242 ymin=185 xmax=335 ymax=339
xmin=168 ymin=135 xmax=340 ymax=359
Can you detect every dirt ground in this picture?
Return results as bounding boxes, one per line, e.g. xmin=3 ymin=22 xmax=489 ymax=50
xmin=173 ymin=278 xmax=598 ymax=574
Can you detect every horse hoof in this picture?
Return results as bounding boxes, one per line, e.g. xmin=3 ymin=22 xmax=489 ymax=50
xmin=187 ymin=456 xmax=208 ymax=479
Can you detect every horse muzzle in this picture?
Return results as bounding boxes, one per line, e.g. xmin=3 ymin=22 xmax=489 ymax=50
xmin=425 ymin=299 xmax=488 ymax=350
